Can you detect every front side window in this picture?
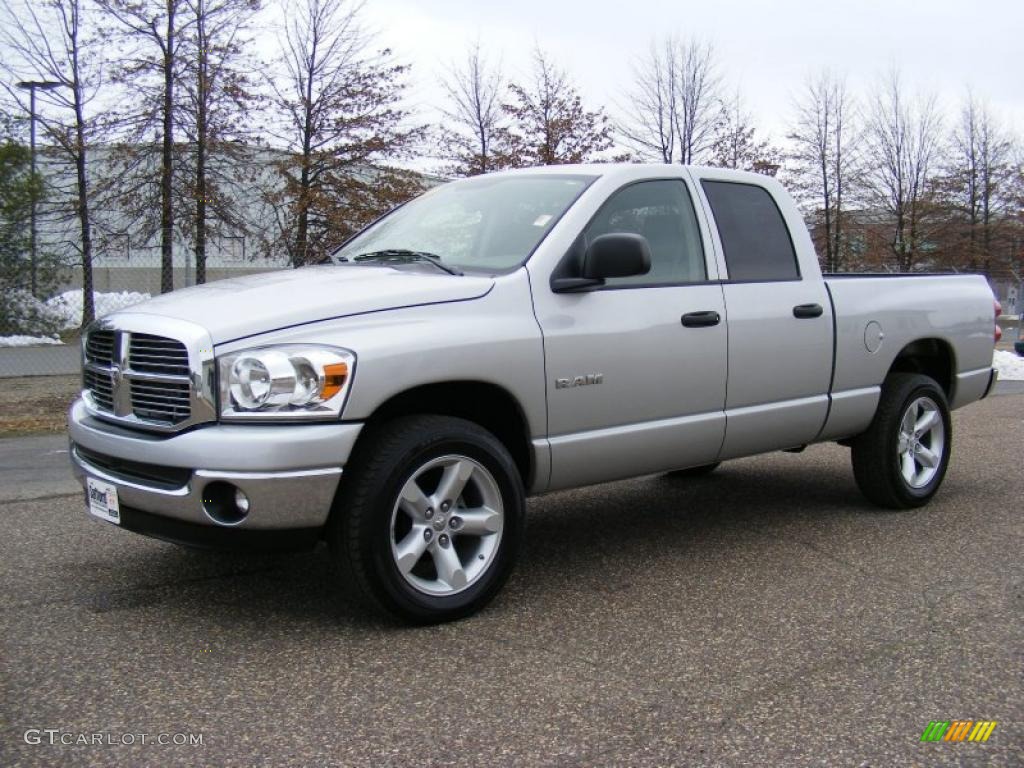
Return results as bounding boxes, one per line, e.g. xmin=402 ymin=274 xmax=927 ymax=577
xmin=332 ymin=174 xmax=595 ymax=273
xmin=582 ymin=180 xmax=707 ymax=286
xmin=701 ymin=180 xmax=800 ymax=281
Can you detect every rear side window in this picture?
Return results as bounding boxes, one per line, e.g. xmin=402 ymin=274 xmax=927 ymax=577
xmin=701 ymin=181 xmax=799 ymax=281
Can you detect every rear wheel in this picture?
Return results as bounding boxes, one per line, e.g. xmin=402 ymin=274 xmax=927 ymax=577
xmin=851 ymin=373 xmax=952 ymax=509
xmin=329 ymin=415 xmax=524 ymax=623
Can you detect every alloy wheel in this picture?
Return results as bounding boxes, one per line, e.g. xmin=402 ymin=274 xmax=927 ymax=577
xmin=389 ymin=455 xmax=504 ymax=596
xmin=896 ymin=396 xmax=946 ymax=489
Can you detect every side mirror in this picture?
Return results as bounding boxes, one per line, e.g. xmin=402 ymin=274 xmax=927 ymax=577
xmin=583 ymin=233 xmax=651 ymax=280
xmin=550 ymin=232 xmax=652 ymax=293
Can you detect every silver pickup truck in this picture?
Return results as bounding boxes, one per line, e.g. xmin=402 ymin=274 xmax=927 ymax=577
xmin=68 ymin=164 xmax=999 ymax=622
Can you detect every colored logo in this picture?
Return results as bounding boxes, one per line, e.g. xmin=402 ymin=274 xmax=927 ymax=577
xmin=921 ymin=721 xmax=997 ymax=742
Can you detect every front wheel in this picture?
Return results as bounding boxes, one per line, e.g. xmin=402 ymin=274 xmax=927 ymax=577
xmin=851 ymin=373 xmax=952 ymax=509
xmin=328 ymin=415 xmax=525 ymax=623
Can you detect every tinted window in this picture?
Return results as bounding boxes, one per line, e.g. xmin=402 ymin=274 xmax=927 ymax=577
xmin=701 ymin=181 xmax=799 ymax=281
xmin=583 ymin=180 xmax=706 ymax=286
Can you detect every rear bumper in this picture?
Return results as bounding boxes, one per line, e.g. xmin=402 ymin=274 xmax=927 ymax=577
xmin=68 ymin=399 xmax=362 ymax=533
xmin=980 ymin=367 xmax=998 ymax=400
xmin=953 ymin=366 xmax=997 ymax=408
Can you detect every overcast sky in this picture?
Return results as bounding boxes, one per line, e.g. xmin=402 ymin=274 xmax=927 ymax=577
xmin=345 ymin=0 xmax=1023 ymax=159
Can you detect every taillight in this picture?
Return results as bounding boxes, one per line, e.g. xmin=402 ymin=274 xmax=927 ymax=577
xmin=994 ymin=299 xmax=1002 ymax=343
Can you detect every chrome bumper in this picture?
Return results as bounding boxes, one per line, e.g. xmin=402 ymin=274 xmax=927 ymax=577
xmin=68 ymin=399 xmax=363 ymax=530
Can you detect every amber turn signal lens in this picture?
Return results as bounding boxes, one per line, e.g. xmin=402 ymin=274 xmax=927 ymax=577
xmin=320 ymin=362 xmax=349 ymax=400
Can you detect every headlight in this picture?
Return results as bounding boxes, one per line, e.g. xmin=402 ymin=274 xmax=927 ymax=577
xmin=218 ymin=345 xmax=355 ymax=421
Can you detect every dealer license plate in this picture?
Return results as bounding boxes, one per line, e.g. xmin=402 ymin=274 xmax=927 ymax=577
xmin=86 ymin=477 xmax=120 ymax=525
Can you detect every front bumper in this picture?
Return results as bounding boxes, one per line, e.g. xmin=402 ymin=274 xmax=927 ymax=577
xmin=68 ymin=399 xmax=363 ymax=534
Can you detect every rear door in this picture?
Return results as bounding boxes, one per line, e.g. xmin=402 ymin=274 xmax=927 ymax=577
xmin=692 ymin=174 xmax=833 ymax=458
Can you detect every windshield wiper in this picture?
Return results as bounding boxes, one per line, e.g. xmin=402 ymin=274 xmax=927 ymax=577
xmin=343 ymin=249 xmax=463 ymax=276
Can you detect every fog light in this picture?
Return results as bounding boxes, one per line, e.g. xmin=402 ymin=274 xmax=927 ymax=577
xmin=202 ymin=481 xmax=249 ymax=525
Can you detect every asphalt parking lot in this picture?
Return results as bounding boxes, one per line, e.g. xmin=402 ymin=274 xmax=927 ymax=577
xmin=2 ymin=393 xmax=1021 ymax=767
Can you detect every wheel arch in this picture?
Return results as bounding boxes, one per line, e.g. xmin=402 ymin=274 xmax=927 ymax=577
xmin=886 ymin=338 xmax=956 ymax=400
xmin=355 ymin=380 xmax=535 ymax=488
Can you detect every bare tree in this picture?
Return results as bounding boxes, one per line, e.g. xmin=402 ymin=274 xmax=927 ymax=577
xmin=674 ymin=38 xmax=719 ymax=164
xmin=1 ymin=0 xmax=106 ymax=325
xmin=618 ymin=37 xmax=678 ymax=162
xmin=708 ymin=89 xmax=780 ymax=176
xmin=945 ymin=92 xmax=1016 ymax=274
xmin=179 ymin=0 xmax=260 ymax=283
xmin=437 ymin=42 xmax=505 ymax=176
xmin=98 ymin=0 xmax=191 ymax=294
xmin=496 ymin=46 xmax=612 ymax=167
xmin=865 ymin=70 xmax=943 ymax=272
xmin=619 ymin=36 xmax=719 ymax=164
xmin=264 ymin=0 xmax=422 ymax=266
xmin=786 ymin=71 xmax=860 ymax=272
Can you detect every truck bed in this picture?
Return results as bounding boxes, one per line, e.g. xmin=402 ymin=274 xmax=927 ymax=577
xmin=816 ymin=273 xmax=995 ymax=442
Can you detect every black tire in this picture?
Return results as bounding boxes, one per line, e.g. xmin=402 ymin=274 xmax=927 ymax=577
xmin=851 ymin=373 xmax=952 ymax=509
xmin=328 ymin=415 xmax=525 ymax=623
xmin=665 ymin=462 xmax=721 ymax=479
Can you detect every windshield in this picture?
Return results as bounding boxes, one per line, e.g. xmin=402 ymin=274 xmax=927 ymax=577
xmin=332 ymin=174 xmax=596 ymax=273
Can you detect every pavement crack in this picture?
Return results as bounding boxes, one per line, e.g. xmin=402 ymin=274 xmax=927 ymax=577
xmin=716 ymin=633 xmax=917 ymax=724
xmin=0 ymin=491 xmax=82 ymax=505
xmin=760 ymin=527 xmax=916 ymax=595
xmin=0 ymin=563 xmax=285 ymax=614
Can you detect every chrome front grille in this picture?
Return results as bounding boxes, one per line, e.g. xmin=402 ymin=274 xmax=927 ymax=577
xmin=81 ymin=317 xmax=216 ymax=433
xmin=129 ymin=378 xmax=191 ymax=422
xmin=128 ymin=333 xmax=190 ymax=376
xmin=83 ymin=367 xmax=115 ymax=411
xmin=85 ymin=329 xmax=116 ymax=365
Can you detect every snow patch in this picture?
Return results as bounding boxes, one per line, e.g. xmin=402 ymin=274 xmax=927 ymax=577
xmin=0 ymin=334 xmax=63 ymax=347
xmin=993 ymin=349 xmax=1024 ymax=381
xmin=46 ymin=290 xmax=151 ymax=330
xmin=1 ymin=290 xmax=151 ymax=345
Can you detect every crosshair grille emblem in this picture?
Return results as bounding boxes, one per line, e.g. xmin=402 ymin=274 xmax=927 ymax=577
xmin=111 ymin=331 xmax=133 ymax=416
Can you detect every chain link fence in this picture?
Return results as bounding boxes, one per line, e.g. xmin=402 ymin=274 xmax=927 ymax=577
xmin=0 ymin=249 xmax=284 ymax=379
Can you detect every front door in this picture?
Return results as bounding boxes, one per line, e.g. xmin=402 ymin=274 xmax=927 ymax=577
xmin=531 ymin=178 xmax=729 ymax=491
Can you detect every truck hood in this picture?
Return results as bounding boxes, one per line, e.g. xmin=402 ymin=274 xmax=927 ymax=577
xmin=121 ymin=264 xmax=494 ymax=344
